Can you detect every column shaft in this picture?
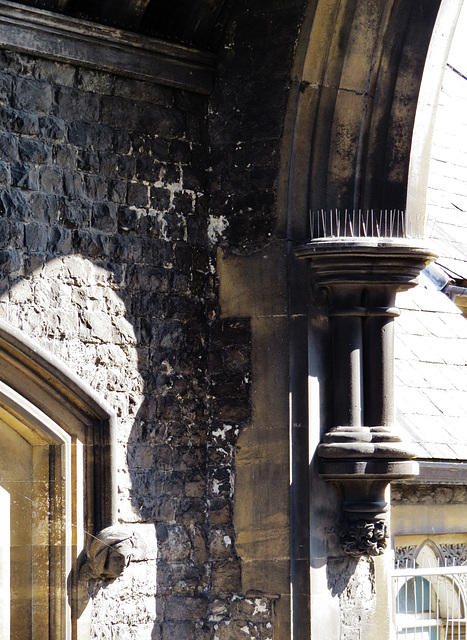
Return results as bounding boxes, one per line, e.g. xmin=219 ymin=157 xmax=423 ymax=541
xmin=363 ymin=288 xmax=396 ymax=427
xmin=331 ymin=289 xmax=363 ymax=428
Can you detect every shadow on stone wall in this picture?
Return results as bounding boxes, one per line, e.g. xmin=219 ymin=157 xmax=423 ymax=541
xmin=327 ymin=557 xmax=360 ymax=597
xmin=0 ymin=249 xmax=256 ymax=639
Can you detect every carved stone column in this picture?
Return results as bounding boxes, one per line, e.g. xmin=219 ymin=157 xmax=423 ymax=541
xmin=295 ymin=236 xmax=436 ymax=556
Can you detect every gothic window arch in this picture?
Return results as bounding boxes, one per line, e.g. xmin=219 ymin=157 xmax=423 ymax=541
xmin=0 ymin=320 xmax=117 ymax=639
xmin=395 ymin=539 xmax=467 ymax=639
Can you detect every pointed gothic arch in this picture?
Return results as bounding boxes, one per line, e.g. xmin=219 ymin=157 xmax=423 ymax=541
xmin=0 ymin=318 xmax=117 ymax=639
xmin=279 ymin=0 xmax=464 ymax=241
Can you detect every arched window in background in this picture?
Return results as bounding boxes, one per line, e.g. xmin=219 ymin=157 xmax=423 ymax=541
xmin=395 ymin=540 xmax=467 ymax=639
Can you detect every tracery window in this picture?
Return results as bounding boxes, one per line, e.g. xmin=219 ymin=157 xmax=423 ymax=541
xmin=394 ymin=540 xmax=467 ymax=639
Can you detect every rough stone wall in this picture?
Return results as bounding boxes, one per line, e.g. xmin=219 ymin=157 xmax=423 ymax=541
xmin=209 ymin=3 xmax=385 ymax=639
xmin=206 ymin=2 xmax=306 ymax=638
xmin=208 ymin=0 xmax=305 ymax=252
xmin=0 ymin=47 xmax=224 ymax=639
xmin=0 ymin=1 xmax=405 ymax=638
xmin=0 ymin=7 xmax=303 ymax=632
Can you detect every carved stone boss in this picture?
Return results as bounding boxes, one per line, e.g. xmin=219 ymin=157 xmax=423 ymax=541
xmin=296 ymin=229 xmax=436 ymax=556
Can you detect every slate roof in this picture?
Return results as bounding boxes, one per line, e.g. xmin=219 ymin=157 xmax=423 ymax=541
xmin=395 ymin=20 xmax=467 ymax=461
xmin=425 ymin=45 xmax=467 ymax=280
xmin=395 ymin=284 xmax=467 ymax=461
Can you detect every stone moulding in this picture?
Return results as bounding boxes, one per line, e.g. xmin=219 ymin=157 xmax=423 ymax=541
xmin=0 ymin=318 xmax=122 ymax=636
xmin=296 ymin=236 xmax=437 ymax=557
xmin=0 ymin=0 xmax=216 ymax=94
xmin=294 ymin=237 xmax=437 ymax=286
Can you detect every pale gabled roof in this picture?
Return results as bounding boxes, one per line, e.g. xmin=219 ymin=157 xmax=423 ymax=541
xmin=399 ymin=36 xmax=467 ymax=462
xmin=395 ymin=284 xmax=467 ymax=461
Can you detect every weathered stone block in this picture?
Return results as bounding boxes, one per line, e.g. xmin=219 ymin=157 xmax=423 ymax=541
xmin=99 ymin=153 xmax=119 ymax=178
xmin=149 ymin=187 xmax=170 ymax=211
xmin=163 ymin=212 xmax=185 ymax=241
xmin=38 ymin=115 xmax=66 ymax=140
xmin=0 ymin=161 xmax=10 ymax=187
xmin=56 ymin=85 xmax=99 ymax=122
xmin=77 ymin=149 xmax=100 ymax=172
xmin=29 ymin=192 xmax=59 ymax=223
xmin=127 ymin=182 xmax=149 ymax=208
xmin=160 ymin=163 xmax=180 ymax=185
xmin=92 ymin=201 xmax=117 ymax=232
xmin=162 ymin=621 xmax=196 ymax=640
xmin=72 ymin=229 xmax=109 ymax=258
xmin=114 ymin=77 xmax=174 ymax=107
xmin=108 ymin=179 xmax=127 ymax=204
xmin=116 ymin=155 xmax=135 ymax=179
xmin=63 ymin=170 xmax=85 ymax=198
xmin=211 ymin=560 xmax=241 ymax=594
xmin=39 ymin=165 xmax=63 ymax=193
xmin=60 ymin=197 xmax=88 ymax=228
xmin=67 ymin=121 xmax=90 ymax=147
xmin=157 ymin=525 xmax=192 ymax=562
xmin=33 ymin=59 xmax=76 ymax=86
xmin=118 ymin=206 xmax=139 ymax=233
xmin=208 ymin=500 xmax=231 ymax=526
xmin=14 ymin=77 xmax=53 ymax=113
xmin=76 ymin=68 xmax=115 ymax=94
xmin=85 ymin=174 xmax=107 ymax=201
xmin=0 ymin=249 xmax=21 ymax=274
xmin=209 ymin=530 xmax=235 ymax=560
xmin=0 ymin=188 xmax=31 ymax=218
xmin=53 ymin=143 xmax=77 ymax=169
xmin=18 ymin=138 xmax=50 ymax=164
xmin=47 ymin=225 xmax=72 ymax=254
xmin=135 ymin=155 xmax=161 ymax=182
xmin=0 ymin=132 xmax=18 ymax=162
xmin=24 ymin=222 xmax=48 ymax=251
xmin=0 ymin=73 xmax=12 ymax=103
xmin=112 ymin=129 xmax=132 ymax=155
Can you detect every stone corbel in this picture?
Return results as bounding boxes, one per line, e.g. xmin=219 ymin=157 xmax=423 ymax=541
xmin=295 ymin=235 xmax=436 ymax=557
xmin=79 ymin=525 xmax=136 ymax=581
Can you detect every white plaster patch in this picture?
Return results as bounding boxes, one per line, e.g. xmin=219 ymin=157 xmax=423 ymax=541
xmin=208 ymin=215 xmax=229 ymax=243
xmin=211 ymin=424 xmax=233 ymax=440
xmin=253 ymin=599 xmax=267 ymax=615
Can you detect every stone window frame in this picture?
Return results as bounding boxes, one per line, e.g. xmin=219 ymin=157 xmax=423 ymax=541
xmin=0 ymin=319 xmax=117 ymax=639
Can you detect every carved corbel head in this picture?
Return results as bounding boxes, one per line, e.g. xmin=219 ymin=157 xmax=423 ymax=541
xmin=79 ymin=525 xmax=135 ymax=581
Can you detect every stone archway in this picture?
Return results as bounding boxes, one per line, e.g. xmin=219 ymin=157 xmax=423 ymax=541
xmin=0 ymin=318 xmax=117 ymax=639
xmin=279 ymin=0 xmax=463 ymax=237
xmin=269 ymin=0 xmax=465 ymax=638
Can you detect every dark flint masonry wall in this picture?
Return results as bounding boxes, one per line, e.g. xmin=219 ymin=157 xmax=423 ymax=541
xmin=0 ymin=48 xmax=226 ymax=639
xmin=0 ymin=1 xmax=306 ymax=638
xmin=209 ymin=0 xmax=306 ymax=252
xmin=0 ymin=32 xmax=282 ymax=640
